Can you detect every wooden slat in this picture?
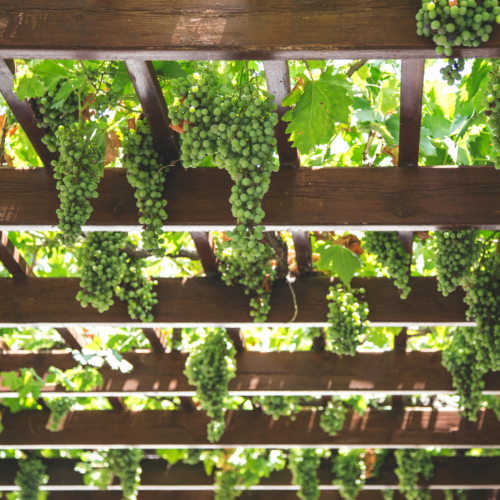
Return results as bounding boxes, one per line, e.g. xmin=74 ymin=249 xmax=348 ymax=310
xmin=0 ymin=60 xmax=57 ymax=166
xmin=141 ymin=328 xmax=167 ymax=353
xmin=0 ymin=231 xmax=30 ymax=277
xmin=124 ymin=60 xmax=179 ymax=164
xmin=1 ymin=2 xmax=500 ymax=60
xmin=7 ymin=349 xmax=500 ymax=397
xmin=189 ymin=232 xmax=219 ymax=276
xmin=226 ymin=328 xmax=246 ymax=351
xmin=54 ymin=327 xmax=86 ymax=350
xmin=292 ymin=231 xmax=313 ymax=275
xmin=1 ymin=408 xmax=499 ymax=448
xmin=0 ymin=277 xmax=471 ymax=327
xmin=4 ymin=167 xmax=500 ymax=232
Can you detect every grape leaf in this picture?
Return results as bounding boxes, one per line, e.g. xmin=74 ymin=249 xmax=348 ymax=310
xmin=283 ymin=72 xmax=353 ymax=154
xmin=315 ymin=244 xmax=362 ymax=285
xmin=353 ymin=96 xmax=375 ymax=123
xmin=15 ymin=75 xmax=44 ymax=101
xmin=374 ymin=78 xmax=399 ymax=116
xmin=153 ymin=61 xmax=187 ymax=80
xmin=420 ymin=127 xmax=436 ymax=157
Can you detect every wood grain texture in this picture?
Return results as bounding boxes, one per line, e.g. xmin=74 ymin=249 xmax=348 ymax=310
xmin=7 ymin=349 xmax=500 ymax=397
xmin=292 ymin=231 xmax=313 ymax=275
xmin=0 ymin=231 xmax=30 ymax=277
xmin=3 ymin=167 xmax=500 ymax=231
xmin=1 ymin=1 xmax=500 ymax=60
xmin=141 ymin=328 xmax=167 ymax=353
xmin=189 ymin=232 xmax=219 ymax=276
xmin=54 ymin=327 xmax=86 ymax=350
xmin=1 ymin=408 xmax=499 ymax=448
xmin=0 ymin=276 xmax=470 ymax=327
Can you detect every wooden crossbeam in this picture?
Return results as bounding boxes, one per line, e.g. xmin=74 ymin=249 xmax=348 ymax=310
xmin=189 ymin=232 xmax=219 ymax=277
xmin=0 ymin=276 xmax=470 ymax=327
xmin=54 ymin=327 xmax=86 ymax=351
xmin=0 ymin=2 xmax=499 ymax=60
xmin=1 ymin=408 xmax=499 ymax=448
xmin=226 ymin=328 xmax=246 ymax=351
xmin=3 ymin=167 xmax=500 ymax=232
xmin=141 ymin=328 xmax=168 ymax=353
xmin=0 ymin=231 xmax=30 ymax=277
xmin=5 ymin=349 xmax=497 ymax=397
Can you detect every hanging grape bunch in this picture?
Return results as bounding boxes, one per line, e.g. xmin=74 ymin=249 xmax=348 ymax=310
xmin=483 ymin=60 xmax=500 ymax=169
xmin=440 ymin=58 xmax=465 ymax=85
xmin=319 ymin=399 xmax=347 ymax=436
xmin=169 ymin=70 xmax=279 ymax=262
xmin=434 ymin=230 xmax=480 ymax=296
xmin=120 ymin=118 xmax=168 ymax=256
xmin=416 ymin=0 xmax=500 ymax=55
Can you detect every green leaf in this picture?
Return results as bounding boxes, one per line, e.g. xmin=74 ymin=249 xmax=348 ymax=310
xmin=51 ymin=81 xmax=75 ymax=109
xmin=352 ymin=97 xmax=375 ymax=123
xmin=15 ymin=75 xmax=44 ymax=101
xmin=283 ymin=73 xmax=353 ymax=154
xmin=153 ymin=61 xmax=187 ymax=80
xmin=316 ymin=244 xmax=362 ymax=285
xmin=419 ymin=127 xmax=436 ymax=157
xmin=374 ymin=78 xmax=399 ymax=116
xmin=282 ymin=88 xmax=302 ymax=107
xmin=156 ymin=449 xmax=185 ymax=465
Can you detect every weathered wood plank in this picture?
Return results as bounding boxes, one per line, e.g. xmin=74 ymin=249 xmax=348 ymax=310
xmin=2 ymin=167 xmax=500 ymax=231
xmin=141 ymin=328 xmax=168 ymax=353
xmin=54 ymin=327 xmax=86 ymax=350
xmin=0 ymin=277 xmax=470 ymax=327
xmin=0 ymin=231 xmax=30 ymax=277
xmin=189 ymin=232 xmax=219 ymax=276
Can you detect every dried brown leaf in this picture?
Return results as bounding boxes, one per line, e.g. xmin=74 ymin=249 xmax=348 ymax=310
xmin=104 ymin=130 xmax=121 ymax=166
xmin=6 ymin=125 xmax=18 ymax=137
xmin=332 ymin=234 xmax=365 ymax=256
xmin=127 ymin=117 xmax=137 ymax=130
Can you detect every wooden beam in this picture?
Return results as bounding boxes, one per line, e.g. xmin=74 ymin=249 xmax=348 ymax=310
xmin=0 ymin=60 xmax=57 ymax=167
xmin=4 ymin=167 xmax=500 ymax=232
xmin=6 ymin=349 xmax=500 ymax=398
xmin=141 ymin=328 xmax=167 ymax=353
xmin=189 ymin=232 xmax=219 ymax=276
xmin=124 ymin=60 xmax=179 ymax=164
xmin=1 ymin=408 xmax=499 ymax=448
xmin=0 ymin=277 xmax=471 ymax=327
xmin=226 ymin=328 xmax=246 ymax=351
xmin=0 ymin=231 xmax=30 ymax=277
xmin=54 ymin=328 xmax=86 ymax=351
xmin=292 ymin=231 xmax=313 ymax=276
xmin=1 ymin=2 xmax=500 ymax=60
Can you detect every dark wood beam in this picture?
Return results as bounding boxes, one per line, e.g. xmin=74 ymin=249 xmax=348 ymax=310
xmin=54 ymin=328 xmax=86 ymax=351
xmin=292 ymin=231 xmax=313 ymax=276
xmin=5 ymin=167 xmax=500 ymax=232
xmin=6 ymin=349 xmax=500 ymax=397
xmin=141 ymin=328 xmax=167 ymax=353
xmin=189 ymin=232 xmax=219 ymax=276
xmin=0 ymin=277 xmax=471 ymax=327
xmin=226 ymin=328 xmax=246 ymax=351
xmin=0 ymin=231 xmax=30 ymax=277
xmin=0 ymin=60 xmax=57 ymax=166
xmin=1 ymin=408 xmax=499 ymax=448
xmin=124 ymin=60 xmax=179 ymax=164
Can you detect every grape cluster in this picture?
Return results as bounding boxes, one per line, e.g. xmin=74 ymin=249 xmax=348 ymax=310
xmin=169 ymin=70 xmax=279 ymax=261
xmin=416 ymin=0 xmax=500 ymax=55
xmin=442 ymin=327 xmax=485 ymax=420
xmin=34 ymin=82 xmax=79 ymax=133
xmin=183 ymin=329 xmax=236 ymax=442
xmin=120 ymin=119 xmax=168 ymax=256
xmin=324 ymin=284 xmax=369 ymax=356
xmin=115 ymin=257 xmax=158 ymax=323
xmin=45 ymin=397 xmax=77 ymax=432
xmin=183 ymin=449 xmax=203 ymax=465
xmin=434 ymin=230 xmax=480 ymax=296
xmin=15 ymin=457 xmax=47 ymax=500
xmin=216 ymin=237 xmax=276 ymax=322
xmin=254 ymin=396 xmax=302 ymax=421
xmin=214 ymin=469 xmax=240 ymax=500
xmin=440 ymin=58 xmax=466 ymax=85
xmin=288 ymin=449 xmax=321 ymax=500
xmin=46 ymin=125 xmax=103 ymax=245
xmin=319 ymin=399 xmax=347 ymax=436
xmin=332 ymin=450 xmax=364 ymax=500
xmin=394 ymin=450 xmax=434 ymax=500
xmin=104 ymin=449 xmax=143 ymax=500
xmin=363 ymin=232 xmax=412 ymax=299
xmin=463 ymin=253 xmax=500 ymax=371
xmin=76 ymin=232 xmax=128 ymax=312
xmin=483 ymin=60 xmax=500 ymax=169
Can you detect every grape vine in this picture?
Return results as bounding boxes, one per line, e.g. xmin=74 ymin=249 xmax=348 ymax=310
xmin=440 ymin=58 xmax=466 ymax=85
xmin=324 ymin=284 xmax=369 ymax=356
xmin=332 ymin=450 xmax=365 ymax=500
xmin=363 ymin=232 xmax=411 ymax=299
xmin=394 ymin=449 xmax=434 ymax=500
xmin=320 ymin=399 xmax=347 ymax=436
xmin=169 ymin=69 xmax=279 ymax=260
xmin=184 ymin=329 xmax=236 ymax=442
xmin=45 ymin=397 xmax=77 ymax=432
xmin=104 ymin=449 xmax=143 ymax=500
xmin=15 ymin=456 xmax=47 ymax=500
xmin=254 ymin=396 xmax=302 ymax=421
xmin=483 ymin=59 xmax=500 ymax=169
xmin=288 ymin=449 xmax=321 ymax=500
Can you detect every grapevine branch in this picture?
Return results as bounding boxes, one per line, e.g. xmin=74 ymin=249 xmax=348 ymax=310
xmin=264 ymin=231 xmax=288 ymax=279
xmin=346 ymin=60 xmax=369 ymax=78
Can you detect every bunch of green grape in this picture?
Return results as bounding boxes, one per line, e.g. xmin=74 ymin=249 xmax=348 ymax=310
xmin=76 ymin=232 xmax=128 ymax=312
xmin=324 ymin=284 xmax=369 ymax=356
xmin=120 ymin=118 xmax=168 ymax=256
xmin=363 ymin=232 xmax=412 ymax=299
xmin=103 ymin=449 xmax=143 ymax=500
xmin=288 ymin=449 xmax=321 ymax=500
xmin=394 ymin=449 xmax=434 ymax=500
xmin=434 ymin=230 xmax=480 ymax=296
xmin=440 ymin=58 xmax=465 ymax=85
xmin=332 ymin=450 xmax=365 ymax=500
xmin=254 ymin=396 xmax=302 ymax=421
xmin=169 ymin=70 xmax=279 ymax=262
xmin=45 ymin=397 xmax=77 ymax=432
xmin=216 ymin=237 xmax=276 ymax=322
xmin=319 ymin=399 xmax=347 ymax=436
xmin=183 ymin=329 xmax=236 ymax=443
xmin=35 ymin=82 xmax=79 ymax=134
xmin=416 ymin=0 xmax=500 ymax=55
xmin=15 ymin=457 xmax=47 ymax=500
xmin=442 ymin=327 xmax=486 ymax=420
xmin=115 ymin=257 xmax=158 ymax=323
xmin=483 ymin=60 xmax=500 ymax=169
xmin=47 ymin=124 xmax=103 ymax=245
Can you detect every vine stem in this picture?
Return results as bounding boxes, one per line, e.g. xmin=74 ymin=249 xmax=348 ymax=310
xmin=303 ymin=60 xmax=314 ymax=81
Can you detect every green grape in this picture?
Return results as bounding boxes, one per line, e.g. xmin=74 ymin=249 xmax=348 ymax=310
xmin=215 ymin=236 xmax=277 ymax=322
xmin=76 ymin=232 xmax=128 ymax=312
xmin=170 ymin=70 xmax=279 ymax=262
xmin=483 ymin=59 xmax=500 ymax=169
xmin=183 ymin=449 xmax=204 ymax=465
xmin=394 ymin=449 xmax=434 ymax=500
xmin=183 ymin=329 xmax=236 ymax=443
xmin=444 ymin=490 xmax=468 ymax=500
xmin=103 ymin=449 xmax=143 ymax=500
xmin=319 ymin=399 xmax=347 ymax=436
xmin=44 ymin=397 xmax=77 ymax=432
xmin=324 ymin=284 xmax=369 ymax=356
xmin=120 ymin=118 xmax=168 ymax=256
xmin=15 ymin=457 xmax=47 ymax=500
xmin=439 ymin=58 xmax=465 ymax=85
xmin=332 ymin=450 xmax=365 ymax=500
xmin=288 ymin=449 xmax=321 ymax=500
xmin=214 ymin=469 xmax=241 ymax=500
xmin=434 ymin=230 xmax=480 ymax=296
xmin=363 ymin=232 xmax=411 ymax=299
xmin=254 ymin=395 xmax=302 ymax=421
